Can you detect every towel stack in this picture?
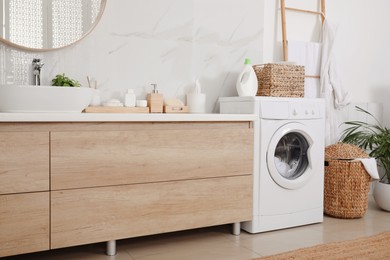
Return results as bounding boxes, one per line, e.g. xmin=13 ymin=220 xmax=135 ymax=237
xmin=288 ymin=41 xmax=322 ymax=98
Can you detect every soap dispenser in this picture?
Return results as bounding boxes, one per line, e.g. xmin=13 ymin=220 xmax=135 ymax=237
xmin=147 ymin=83 xmax=163 ymax=113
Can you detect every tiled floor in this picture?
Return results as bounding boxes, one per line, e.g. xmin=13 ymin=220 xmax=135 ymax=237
xmin=5 ymin=196 xmax=390 ymax=260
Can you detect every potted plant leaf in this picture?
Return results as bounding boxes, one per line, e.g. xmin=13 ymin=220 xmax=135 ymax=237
xmin=339 ymin=106 xmax=390 ymax=211
xmin=52 ymin=73 xmax=81 ymax=87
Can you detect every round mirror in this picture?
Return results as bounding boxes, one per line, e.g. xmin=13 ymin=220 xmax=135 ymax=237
xmin=0 ymin=0 xmax=106 ymax=51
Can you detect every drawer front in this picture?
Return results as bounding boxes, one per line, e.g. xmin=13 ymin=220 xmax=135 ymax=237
xmin=0 ymin=132 xmax=49 ymax=194
xmin=51 ymin=175 xmax=252 ymax=249
xmin=51 ymin=124 xmax=253 ymax=190
xmin=0 ymin=192 xmax=50 ymax=257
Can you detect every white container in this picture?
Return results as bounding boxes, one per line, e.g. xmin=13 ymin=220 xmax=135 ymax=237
xmin=187 ymin=79 xmax=206 ymax=113
xmin=236 ymin=58 xmax=258 ymax=97
xmin=187 ymin=93 xmax=206 ymax=113
xmin=124 ymin=89 xmax=136 ymax=107
xmin=90 ymin=89 xmax=101 ymax=106
xmin=136 ymin=100 xmax=147 ymax=107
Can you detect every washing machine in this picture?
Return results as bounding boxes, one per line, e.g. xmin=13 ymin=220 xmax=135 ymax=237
xmin=219 ymin=96 xmax=325 ymax=233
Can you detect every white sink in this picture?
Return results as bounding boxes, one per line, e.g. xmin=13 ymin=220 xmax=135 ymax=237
xmin=0 ymin=85 xmax=93 ymax=113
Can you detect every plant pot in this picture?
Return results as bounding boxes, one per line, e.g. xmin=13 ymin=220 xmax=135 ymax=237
xmin=373 ymin=181 xmax=390 ymax=212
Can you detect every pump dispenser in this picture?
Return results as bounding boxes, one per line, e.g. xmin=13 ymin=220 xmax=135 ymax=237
xmin=147 ymin=83 xmax=163 ymax=113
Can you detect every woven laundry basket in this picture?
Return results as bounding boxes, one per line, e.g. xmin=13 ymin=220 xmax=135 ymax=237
xmin=324 ymin=143 xmax=371 ymax=219
xmin=253 ymin=63 xmax=305 ymax=97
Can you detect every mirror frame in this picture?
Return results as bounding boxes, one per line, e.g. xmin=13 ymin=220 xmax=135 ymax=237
xmin=0 ymin=0 xmax=107 ymax=52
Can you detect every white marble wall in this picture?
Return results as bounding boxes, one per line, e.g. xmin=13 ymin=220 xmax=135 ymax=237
xmin=0 ymin=0 xmax=264 ymax=113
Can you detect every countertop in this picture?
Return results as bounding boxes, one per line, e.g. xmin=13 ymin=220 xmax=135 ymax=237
xmin=0 ymin=113 xmax=257 ymax=122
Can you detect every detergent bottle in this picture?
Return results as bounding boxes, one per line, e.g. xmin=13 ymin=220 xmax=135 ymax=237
xmin=236 ymin=58 xmax=258 ymax=96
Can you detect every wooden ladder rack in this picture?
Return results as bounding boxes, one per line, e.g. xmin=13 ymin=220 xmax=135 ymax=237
xmin=281 ymin=0 xmax=325 ymax=79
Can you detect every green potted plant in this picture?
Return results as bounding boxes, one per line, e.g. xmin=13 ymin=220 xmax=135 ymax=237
xmin=340 ymin=106 xmax=390 ymax=211
xmin=52 ymin=73 xmax=81 ymax=87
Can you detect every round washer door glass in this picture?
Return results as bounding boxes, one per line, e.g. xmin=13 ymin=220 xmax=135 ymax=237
xmin=274 ymin=133 xmax=309 ymax=180
xmin=267 ymin=123 xmax=314 ymax=190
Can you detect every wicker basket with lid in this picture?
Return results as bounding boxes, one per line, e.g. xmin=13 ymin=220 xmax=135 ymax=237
xmin=253 ymin=63 xmax=304 ymax=97
xmin=324 ymin=143 xmax=371 ymax=219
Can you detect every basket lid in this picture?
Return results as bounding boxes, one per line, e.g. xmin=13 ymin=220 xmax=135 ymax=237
xmin=325 ymin=143 xmax=369 ymax=160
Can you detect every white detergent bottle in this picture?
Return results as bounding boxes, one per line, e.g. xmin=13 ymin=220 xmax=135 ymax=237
xmin=236 ymin=58 xmax=258 ymax=97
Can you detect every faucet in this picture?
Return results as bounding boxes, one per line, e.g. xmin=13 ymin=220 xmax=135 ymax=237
xmin=32 ymin=58 xmax=44 ymax=86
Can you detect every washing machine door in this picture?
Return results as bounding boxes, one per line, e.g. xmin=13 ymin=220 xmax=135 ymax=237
xmin=267 ymin=122 xmax=314 ymax=190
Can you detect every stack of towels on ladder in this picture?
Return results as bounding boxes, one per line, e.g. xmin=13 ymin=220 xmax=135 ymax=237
xmin=287 ymin=41 xmax=322 ymax=98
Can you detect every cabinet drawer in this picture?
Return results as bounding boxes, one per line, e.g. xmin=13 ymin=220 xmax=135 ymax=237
xmin=51 ymin=175 xmax=252 ymax=249
xmin=0 ymin=132 xmax=49 ymax=194
xmin=0 ymin=192 xmax=50 ymax=257
xmin=51 ymin=125 xmax=253 ymax=190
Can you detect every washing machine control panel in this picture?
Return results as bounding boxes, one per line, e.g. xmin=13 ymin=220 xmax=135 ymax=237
xmin=219 ymin=97 xmax=325 ymax=120
xmin=258 ymin=99 xmax=324 ymax=119
xmin=289 ymin=101 xmax=323 ymax=119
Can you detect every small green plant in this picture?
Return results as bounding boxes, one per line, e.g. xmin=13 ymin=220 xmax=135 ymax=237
xmin=340 ymin=106 xmax=390 ymax=183
xmin=51 ymin=73 xmax=81 ymax=87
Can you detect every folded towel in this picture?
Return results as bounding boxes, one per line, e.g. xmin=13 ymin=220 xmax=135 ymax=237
xmin=288 ymin=41 xmax=322 ymax=75
xmin=304 ymin=77 xmax=320 ymax=98
xmin=353 ymin=158 xmax=380 ymax=180
xmin=288 ymin=41 xmax=322 ymax=98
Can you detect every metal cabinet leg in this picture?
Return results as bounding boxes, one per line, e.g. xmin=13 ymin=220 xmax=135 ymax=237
xmin=106 ymin=240 xmax=117 ymax=256
xmin=232 ymin=222 xmax=241 ymax=236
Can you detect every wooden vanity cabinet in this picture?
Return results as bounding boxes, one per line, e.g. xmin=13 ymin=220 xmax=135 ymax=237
xmin=0 ymin=121 xmax=253 ymax=255
xmin=0 ymin=132 xmax=49 ymax=194
xmin=50 ymin=122 xmax=253 ymax=249
xmin=0 ymin=131 xmax=50 ymax=257
xmin=51 ymin=175 xmax=252 ymax=248
xmin=50 ymin=123 xmax=253 ymax=189
xmin=0 ymin=192 xmax=50 ymax=257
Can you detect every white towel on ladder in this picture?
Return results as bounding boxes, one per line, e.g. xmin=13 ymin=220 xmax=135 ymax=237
xmin=288 ymin=41 xmax=322 ymax=98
